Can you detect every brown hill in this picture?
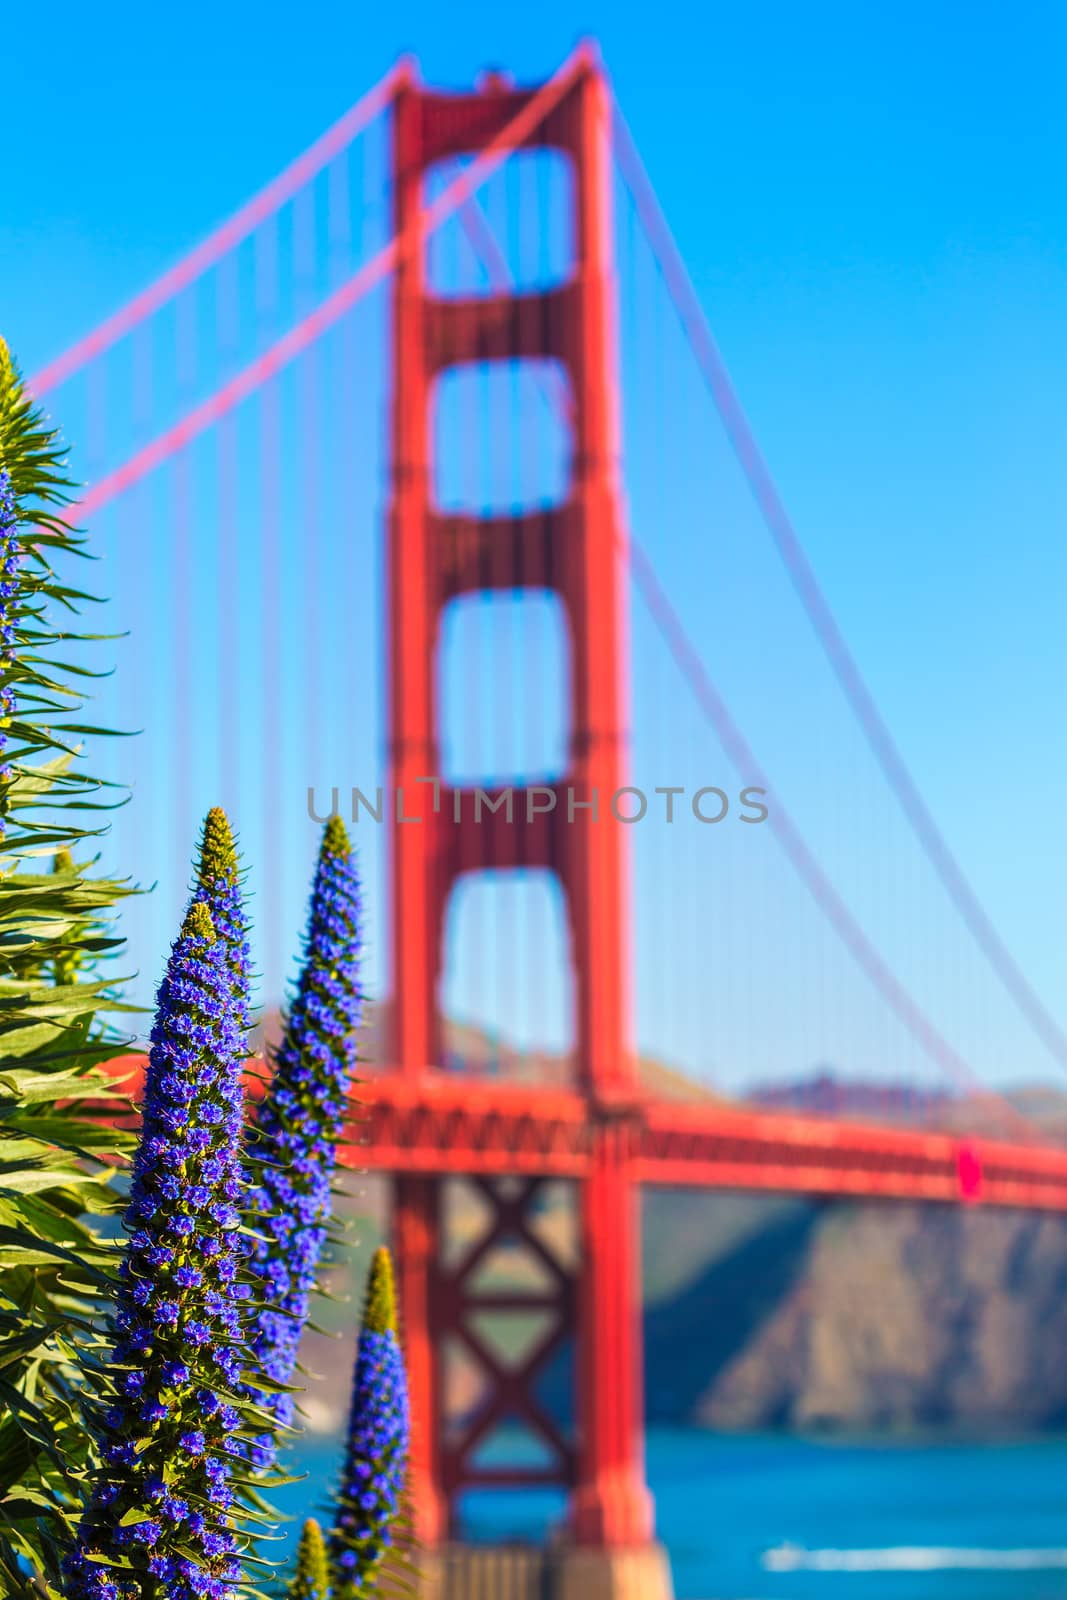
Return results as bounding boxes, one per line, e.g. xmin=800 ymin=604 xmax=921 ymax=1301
xmin=253 ymin=999 xmax=721 ymax=1102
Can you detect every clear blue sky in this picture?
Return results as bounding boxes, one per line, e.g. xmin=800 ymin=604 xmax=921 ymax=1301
xmin=2 ymin=1 xmax=1065 ymax=1092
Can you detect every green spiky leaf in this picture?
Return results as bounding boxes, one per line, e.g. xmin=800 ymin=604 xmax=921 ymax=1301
xmin=0 ymin=337 xmax=140 ymax=1592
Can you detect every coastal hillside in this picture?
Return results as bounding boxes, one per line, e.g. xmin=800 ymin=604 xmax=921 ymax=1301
xmin=301 ymin=1180 xmax=1067 ymax=1436
xmin=643 ymin=1191 xmax=1067 ymax=1430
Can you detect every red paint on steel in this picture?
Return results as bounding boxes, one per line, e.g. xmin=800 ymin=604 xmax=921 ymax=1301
xmin=96 ymin=1056 xmax=1067 ymax=1210
xmin=956 ymin=1140 xmax=984 ymax=1203
xmin=385 ymin=45 xmax=651 ymax=1551
xmin=443 ymin=109 xmax=1022 ymax=1141
xmin=437 ymin=1178 xmax=576 ymax=1510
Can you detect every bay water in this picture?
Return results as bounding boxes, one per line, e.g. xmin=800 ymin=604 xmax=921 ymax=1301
xmin=281 ymin=1429 xmax=1067 ymax=1599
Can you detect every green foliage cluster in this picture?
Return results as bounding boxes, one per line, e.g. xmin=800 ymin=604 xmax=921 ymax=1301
xmin=0 ymin=340 xmax=137 ymax=1591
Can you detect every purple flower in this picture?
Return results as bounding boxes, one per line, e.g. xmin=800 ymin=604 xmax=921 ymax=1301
xmin=329 ymin=1249 xmax=409 ymax=1598
xmin=244 ymin=816 xmax=363 ymax=1466
xmin=0 ymin=469 xmax=21 ymax=832
xmin=63 ymin=898 xmax=250 ymax=1600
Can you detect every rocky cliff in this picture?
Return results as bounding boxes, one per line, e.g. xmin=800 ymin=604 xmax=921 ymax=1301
xmin=301 ymin=1180 xmax=1067 ymax=1436
xmin=643 ymin=1192 xmax=1067 ymax=1430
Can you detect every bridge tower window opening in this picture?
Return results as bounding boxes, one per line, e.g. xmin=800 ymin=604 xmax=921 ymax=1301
xmin=438 ymin=590 xmax=571 ymax=791
xmin=425 ymin=148 xmax=575 ymax=299
xmin=432 ymin=358 xmax=572 ymax=517
xmin=441 ymin=868 xmax=574 ymax=1075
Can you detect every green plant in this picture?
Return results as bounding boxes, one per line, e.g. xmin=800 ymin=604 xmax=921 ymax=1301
xmin=288 ymin=1521 xmax=329 ymax=1600
xmin=0 ymin=339 xmax=137 ymax=1592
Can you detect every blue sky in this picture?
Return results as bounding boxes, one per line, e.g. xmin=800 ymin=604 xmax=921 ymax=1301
xmin=2 ymin=1 xmax=1065 ymax=1092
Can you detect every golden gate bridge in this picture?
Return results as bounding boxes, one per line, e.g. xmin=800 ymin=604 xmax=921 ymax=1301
xmin=29 ymin=42 xmax=1067 ymax=1600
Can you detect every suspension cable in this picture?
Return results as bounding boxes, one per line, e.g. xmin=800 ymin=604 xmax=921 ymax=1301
xmin=612 ymin=100 xmax=1067 ymax=1078
xmin=30 ymin=63 xmax=411 ymax=397
xmin=69 ymin=46 xmax=594 ymax=523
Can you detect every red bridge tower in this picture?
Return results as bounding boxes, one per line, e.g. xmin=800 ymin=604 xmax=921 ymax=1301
xmin=386 ymin=47 xmax=672 ymax=1600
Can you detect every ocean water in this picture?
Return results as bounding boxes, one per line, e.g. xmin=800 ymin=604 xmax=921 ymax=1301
xmin=281 ymin=1429 xmax=1067 ymax=1600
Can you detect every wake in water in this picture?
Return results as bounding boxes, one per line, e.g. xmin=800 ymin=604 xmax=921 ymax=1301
xmin=764 ymin=1545 xmax=1067 ymax=1572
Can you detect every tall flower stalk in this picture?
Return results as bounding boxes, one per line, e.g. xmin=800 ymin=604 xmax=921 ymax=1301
xmin=288 ymin=1519 xmax=330 ymax=1600
xmin=245 ymin=815 xmax=363 ymax=1458
xmin=329 ymin=1248 xmax=410 ymax=1600
xmin=0 ymin=463 xmax=21 ymax=824
xmin=191 ymin=806 xmax=252 ymax=1023
xmin=64 ymin=901 xmax=251 ymax=1600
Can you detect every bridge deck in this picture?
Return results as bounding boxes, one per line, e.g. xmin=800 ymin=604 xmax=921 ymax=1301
xmin=98 ymin=1057 xmax=1067 ymax=1210
xmin=355 ymin=1071 xmax=1067 ymax=1210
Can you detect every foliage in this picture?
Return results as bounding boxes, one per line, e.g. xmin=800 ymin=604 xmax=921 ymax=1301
xmin=0 ymin=339 xmax=136 ymax=1593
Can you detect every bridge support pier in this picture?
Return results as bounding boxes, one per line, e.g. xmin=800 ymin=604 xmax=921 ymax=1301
xmin=414 ymin=1542 xmax=674 ymax=1600
xmin=553 ymin=1543 xmax=675 ymax=1600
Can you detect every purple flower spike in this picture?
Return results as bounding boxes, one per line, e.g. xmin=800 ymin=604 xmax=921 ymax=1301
xmin=245 ymin=815 xmax=363 ymax=1463
xmin=63 ymin=901 xmax=249 ymax=1600
xmin=329 ymin=1248 xmax=409 ymax=1599
xmin=0 ymin=468 xmax=22 ymax=831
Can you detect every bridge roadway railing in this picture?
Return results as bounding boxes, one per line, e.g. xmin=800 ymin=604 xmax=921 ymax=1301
xmin=354 ymin=1070 xmax=1067 ymax=1209
xmin=95 ymin=1055 xmax=1067 ymax=1210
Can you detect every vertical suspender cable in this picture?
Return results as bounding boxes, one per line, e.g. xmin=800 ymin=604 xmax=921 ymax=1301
xmin=612 ymin=102 xmax=1067 ymax=1080
xmin=173 ymin=290 xmax=197 ymax=900
xmin=217 ymin=251 xmax=241 ymax=820
xmin=256 ymin=216 xmax=285 ymax=1007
